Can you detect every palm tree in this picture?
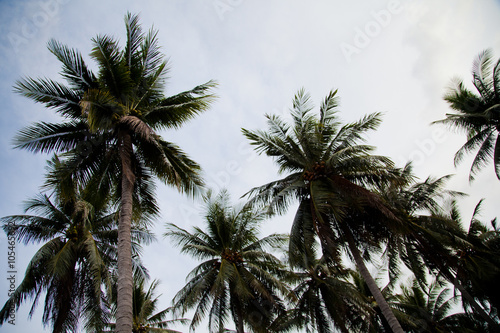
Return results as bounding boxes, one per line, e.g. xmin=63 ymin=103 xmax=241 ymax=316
xmin=375 ymin=164 xmax=500 ymax=330
xmin=0 ymin=160 xmax=153 ymax=332
xmin=165 ymin=190 xmax=289 ymax=333
xmin=0 ymin=194 xmax=110 ymax=332
xmin=450 ymin=200 xmax=500 ymax=319
xmin=106 ymin=279 xmax=188 ymax=333
xmin=433 ymin=49 xmax=500 ymax=181
xmin=12 ymin=13 xmax=216 ymax=332
xmin=394 ymin=277 xmax=480 ymax=333
xmin=242 ymin=89 xmax=405 ymax=333
xmin=276 ymin=255 xmax=372 ymax=333
xmin=374 ymin=163 xmax=462 ymax=285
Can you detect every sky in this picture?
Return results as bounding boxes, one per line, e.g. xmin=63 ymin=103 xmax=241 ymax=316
xmin=0 ymin=0 xmax=499 ymax=332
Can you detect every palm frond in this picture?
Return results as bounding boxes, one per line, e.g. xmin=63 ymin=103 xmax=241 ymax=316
xmin=124 ymin=12 xmax=143 ymax=69
xmin=47 ymin=38 xmax=97 ymax=91
xmin=12 ymin=120 xmax=92 ymax=155
xmin=144 ymin=80 xmax=217 ymax=129
xmin=138 ymin=138 xmax=204 ymax=197
xmin=139 ymin=27 xmax=164 ymax=81
xmin=13 ymin=77 xmax=83 ymax=119
xmin=472 ymin=49 xmax=495 ymax=102
xmin=90 ymin=34 xmax=131 ymax=99
xmin=319 ymin=89 xmax=340 ymax=128
xmin=468 ymin=131 xmax=496 ymax=181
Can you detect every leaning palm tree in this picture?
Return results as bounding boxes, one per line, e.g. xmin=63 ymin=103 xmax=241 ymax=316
xmin=165 ymin=190 xmax=289 ymax=333
xmin=434 ymin=49 xmax=500 ymax=181
xmin=106 ymin=279 xmax=188 ymax=333
xmin=12 ymin=13 xmax=216 ymax=332
xmin=242 ymin=89 xmax=405 ymax=333
xmin=0 ymin=161 xmax=153 ymax=332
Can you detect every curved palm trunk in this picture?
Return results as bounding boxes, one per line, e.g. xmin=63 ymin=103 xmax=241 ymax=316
xmin=343 ymin=227 xmax=404 ymax=333
xmin=116 ymin=132 xmax=136 ymax=333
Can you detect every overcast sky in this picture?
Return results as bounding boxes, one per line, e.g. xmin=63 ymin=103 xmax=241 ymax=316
xmin=1 ymin=1 xmax=500 ymax=332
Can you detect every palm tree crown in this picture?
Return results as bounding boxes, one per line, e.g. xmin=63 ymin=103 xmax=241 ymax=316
xmin=0 ymin=164 xmax=152 ymax=332
xmin=242 ymin=89 xmax=399 ymax=259
xmin=280 ymin=255 xmax=372 ymax=333
xmin=395 ymin=277 xmax=479 ymax=333
xmin=165 ymin=190 xmax=289 ymax=333
xmin=106 ymin=279 xmax=188 ymax=333
xmin=434 ymin=49 xmax=500 ymax=181
xmin=450 ymin=200 xmax=500 ymax=319
xmin=13 ymin=12 xmax=216 ymax=199
xmin=375 ymin=166 xmax=500 ymax=330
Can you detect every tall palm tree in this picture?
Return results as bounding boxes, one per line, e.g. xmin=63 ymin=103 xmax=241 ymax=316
xmin=434 ymin=49 xmax=500 ymax=181
xmin=106 ymin=279 xmax=188 ymax=333
xmin=0 ymin=161 xmax=153 ymax=332
xmin=242 ymin=89 xmax=405 ymax=333
xmin=165 ymin=190 xmax=289 ymax=333
xmin=12 ymin=13 xmax=216 ymax=332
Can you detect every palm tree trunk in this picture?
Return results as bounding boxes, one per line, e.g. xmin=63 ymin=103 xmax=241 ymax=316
xmin=116 ymin=132 xmax=136 ymax=333
xmin=343 ymin=227 xmax=404 ymax=333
